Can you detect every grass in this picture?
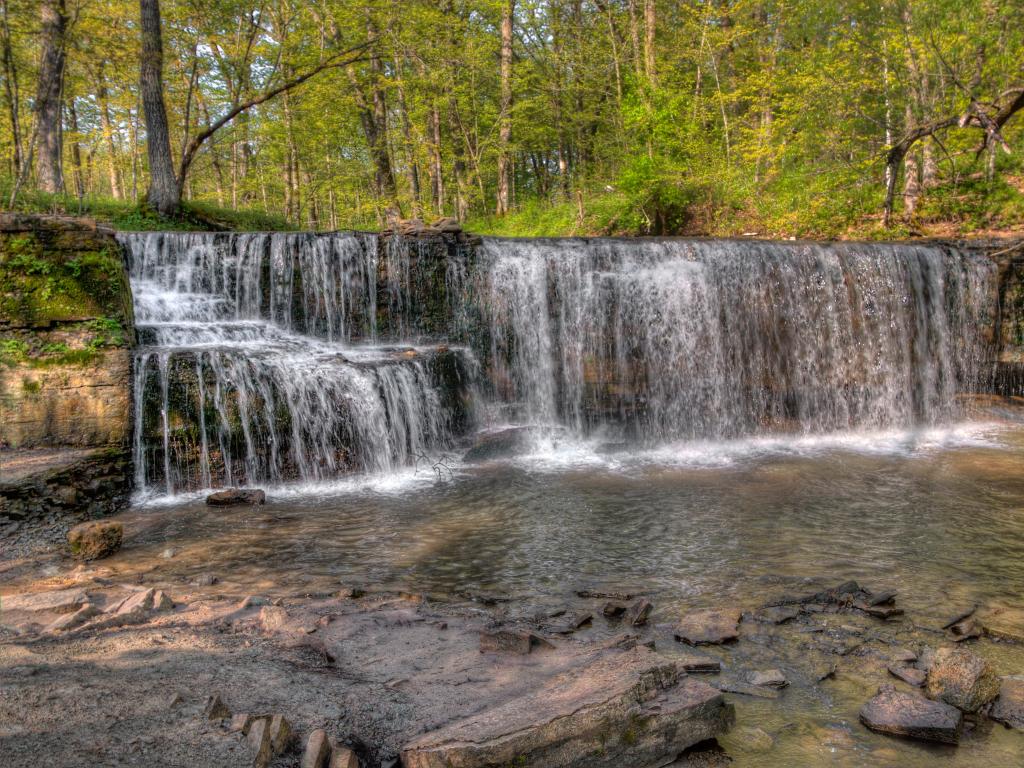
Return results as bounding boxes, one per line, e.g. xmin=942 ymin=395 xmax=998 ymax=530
xmin=2 ymin=186 xmax=293 ymax=232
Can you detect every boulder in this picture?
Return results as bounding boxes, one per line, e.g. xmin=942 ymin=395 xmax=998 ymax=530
xmin=990 ymin=675 xmax=1024 ymax=730
xmin=205 ymin=488 xmax=266 ymax=506
xmin=675 ymin=609 xmax=741 ymax=645
xmin=67 ymin=520 xmax=123 ymax=560
xmin=859 ymin=686 xmax=963 ymax=744
xmin=401 ymin=647 xmax=734 ymax=768
xmin=925 ymin=646 xmax=1000 ymax=713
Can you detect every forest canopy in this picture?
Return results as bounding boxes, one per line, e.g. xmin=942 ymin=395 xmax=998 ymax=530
xmin=1 ymin=0 xmax=1022 ymax=237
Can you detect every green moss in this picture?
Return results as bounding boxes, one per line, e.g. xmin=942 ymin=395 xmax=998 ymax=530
xmin=21 ymin=377 xmax=41 ymax=394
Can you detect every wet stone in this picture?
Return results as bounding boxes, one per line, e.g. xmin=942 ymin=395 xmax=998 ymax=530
xmin=206 ymin=488 xmax=266 ymax=506
xmin=860 ymin=685 xmax=962 ymax=744
xmin=990 ymin=676 xmax=1024 ymax=730
xmin=942 ymin=605 xmax=978 ymax=630
xmin=748 ymin=669 xmax=788 ymax=688
xmin=602 ymin=601 xmax=628 ymax=619
xmin=750 ymin=605 xmax=800 ymax=625
xmin=675 ymin=609 xmax=741 ymax=645
xmin=868 ymin=590 xmax=898 ymax=606
xmin=925 ymin=646 xmax=1000 ymax=713
xmin=677 ymin=653 xmax=722 ymax=674
xmin=625 ymin=598 xmax=653 ymax=627
xmin=887 ymin=665 xmax=926 ymax=687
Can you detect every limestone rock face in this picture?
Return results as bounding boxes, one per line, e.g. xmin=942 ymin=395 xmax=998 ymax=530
xmin=925 ymin=646 xmax=1001 ymax=713
xmin=860 ymin=686 xmax=963 ymax=744
xmin=401 ymin=646 xmax=734 ymax=768
xmin=67 ymin=519 xmax=123 ymax=560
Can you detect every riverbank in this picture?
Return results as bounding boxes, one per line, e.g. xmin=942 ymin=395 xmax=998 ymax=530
xmin=5 ymin=422 xmax=1024 ymax=767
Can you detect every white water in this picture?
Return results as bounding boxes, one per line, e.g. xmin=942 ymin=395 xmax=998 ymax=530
xmin=121 ymin=232 xmax=472 ymax=497
xmin=474 ymin=238 xmax=995 ymax=441
xmin=121 ymin=232 xmax=998 ymax=499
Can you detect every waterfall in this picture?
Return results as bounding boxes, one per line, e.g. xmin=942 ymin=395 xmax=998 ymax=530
xmin=120 ymin=232 xmax=474 ymax=496
xmin=472 ymin=238 xmax=995 ymax=441
xmin=121 ymin=231 xmax=997 ymax=496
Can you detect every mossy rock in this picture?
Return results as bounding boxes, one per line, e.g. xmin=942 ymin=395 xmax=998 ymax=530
xmin=67 ymin=520 xmax=124 ymax=561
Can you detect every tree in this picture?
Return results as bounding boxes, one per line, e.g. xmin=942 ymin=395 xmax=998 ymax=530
xmin=495 ymin=0 xmax=514 ymax=216
xmin=35 ymin=0 xmax=67 ymax=194
xmin=138 ymin=0 xmax=177 ymax=214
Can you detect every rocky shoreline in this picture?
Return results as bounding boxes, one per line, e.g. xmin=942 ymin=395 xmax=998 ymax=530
xmin=2 ymin=527 xmax=1023 ymax=768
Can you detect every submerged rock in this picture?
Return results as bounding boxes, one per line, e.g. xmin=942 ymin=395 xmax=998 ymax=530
xmin=990 ymin=676 xmax=1024 ymax=730
xmin=925 ymin=646 xmax=1000 ymax=713
xmin=675 ymin=609 xmax=741 ymax=645
xmin=67 ymin=520 xmax=123 ymax=560
xmin=860 ymin=685 xmax=963 ymax=744
xmin=205 ymin=488 xmax=266 ymax=506
xmin=1 ymin=587 xmax=89 ymax=614
xmin=625 ymin=598 xmax=653 ymax=626
xmin=401 ymin=647 xmax=734 ymax=768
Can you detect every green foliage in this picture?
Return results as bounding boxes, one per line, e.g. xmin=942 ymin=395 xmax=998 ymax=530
xmin=0 ymin=0 xmax=1021 ymax=237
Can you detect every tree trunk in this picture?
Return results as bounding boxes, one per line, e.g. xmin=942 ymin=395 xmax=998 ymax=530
xmin=35 ymin=0 xmax=68 ymax=194
xmin=67 ymin=98 xmax=85 ymax=198
xmin=139 ymin=0 xmax=180 ymax=215
xmin=643 ymin=0 xmax=656 ymax=84
xmin=902 ymin=107 xmax=920 ymax=218
xmin=495 ymin=0 xmax=514 ymax=215
xmin=0 ymin=0 xmax=22 ymax=176
xmin=97 ymin=78 xmax=123 ymax=199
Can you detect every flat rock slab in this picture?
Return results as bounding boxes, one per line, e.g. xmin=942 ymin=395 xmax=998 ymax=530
xmin=887 ymin=665 xmax=926 ymax=687
xmin=925 ymin=646 xmax=1000 ymax=713
xmin=860 ymin=686 xmax=962 ymax=744
xmin=675 ymin=609 xmax=741 ymax=645
xmin=1 ymin=587 xmax=89 ymax=614
xmin=990 ymin=675 xmax=1024 ymax=730
xmin=401 ymin=646 xmax=733 ymax=768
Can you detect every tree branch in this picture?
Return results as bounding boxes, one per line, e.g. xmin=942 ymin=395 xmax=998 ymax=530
xmin=176 ymin=40 xmax=375 ymax=186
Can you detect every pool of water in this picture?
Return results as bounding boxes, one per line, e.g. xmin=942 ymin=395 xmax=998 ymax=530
xmin=110 ymin=420 xmax=1024 ymax=766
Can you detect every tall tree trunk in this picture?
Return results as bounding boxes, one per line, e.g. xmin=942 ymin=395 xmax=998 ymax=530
xmin=643 ymin=0 xmax=656 ymax=84
xmin=0 ymin=0 xmax=22 ymax=176
xmin=97 ymin=77 xmax=123 ymax=199
xmin=430 ymin=104 xmax=444 ymax=213
xmin=902 ymin=109 xmax=920 ymax=218
xmin=35 ymin=0 xmax=68 ymax=194
xmin=67 ymin=98 xmax=85 ymax=198
xmin=139 ymin=0 xmax=180 ymax=215
xmin=394 ymin=57 xmax=421 ymax=217
xmin=495 ymin=0 xmax=514 ymax=216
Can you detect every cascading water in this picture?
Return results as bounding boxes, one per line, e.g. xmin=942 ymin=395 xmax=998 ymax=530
xmin=121 ymin=231 xmax=997 ymax=497
xmin=472 ymin=238 xmax=995 ymax=441
xmin=120 ymin=232 xmax=474 ymax=497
